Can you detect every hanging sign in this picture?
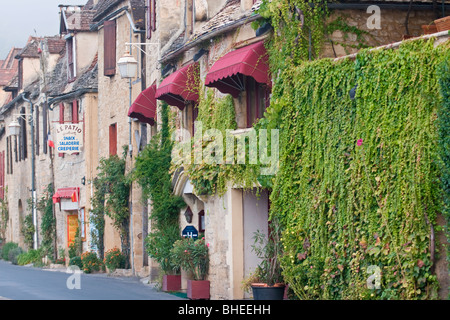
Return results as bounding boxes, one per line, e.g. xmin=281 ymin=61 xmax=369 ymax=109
xmin=56 ymin=124 xmax=83 ymax=154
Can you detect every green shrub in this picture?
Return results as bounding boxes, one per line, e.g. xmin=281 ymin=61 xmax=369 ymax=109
xmin=1 ymin=242 xmax=18 ymax=260
xmin=8 ymin=247 xmax=24 ymax=265
xmin=69 ymin=256 xmax=83 ymax=269
xmin=81 ymin=251 xmax=102 ymax=273
xmin=17 ymin=249 xmax=44 ymax=266
xmin=103 ymin=247 xmax=126 ymax=272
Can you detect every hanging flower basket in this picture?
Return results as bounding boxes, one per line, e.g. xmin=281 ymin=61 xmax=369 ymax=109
xmin=434 ymin=16 xmax=450 ymax=32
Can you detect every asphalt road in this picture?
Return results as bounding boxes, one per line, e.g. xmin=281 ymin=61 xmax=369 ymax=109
xmin=0 ymin=260 xmax=185 ymax=300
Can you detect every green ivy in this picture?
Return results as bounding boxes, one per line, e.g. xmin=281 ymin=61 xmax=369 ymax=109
xmin=93 ymin=147 xmax=131 ymax=267
xmin=269 ymin=39 xmax=448 ymax=299
xmin=133 ymin=102 xmax=185 ymax=275
xmin=37 ymin=183 xmax=56 ymax=259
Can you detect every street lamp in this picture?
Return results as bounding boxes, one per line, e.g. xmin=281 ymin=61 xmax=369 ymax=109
xmin=117 ymin=52 xmax=138 ymax=79
xmin=8 ymin=119 xmax=21 ymax=136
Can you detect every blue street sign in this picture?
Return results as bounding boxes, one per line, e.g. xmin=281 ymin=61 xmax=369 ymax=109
xmin=182 ymin=226 xmax=199 ymax=240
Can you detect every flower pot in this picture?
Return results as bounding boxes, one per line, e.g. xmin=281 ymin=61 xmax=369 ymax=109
xmin=434 ymin=16 xmax=450 ymax=32
xmin=251 ymin=283 xmax=286 ymax=300
xmin=422 ymin=24 xmax=437 ymax=35
xmin=162 ymin=275 xmax=181 ymax=292
xmin=187 ymin=280 xmax=210 ymax=300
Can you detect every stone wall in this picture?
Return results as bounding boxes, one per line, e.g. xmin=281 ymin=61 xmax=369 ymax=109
xmin=321 ymin=8 xmax=438 ymax=58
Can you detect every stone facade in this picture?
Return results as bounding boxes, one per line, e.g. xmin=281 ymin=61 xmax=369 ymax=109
xmin=0 ymin=0 xmax=448 ymax=301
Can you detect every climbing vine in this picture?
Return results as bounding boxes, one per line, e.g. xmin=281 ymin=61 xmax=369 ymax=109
xmin=133 ymin=102 xmax=185 ymax=275
xmin=268 ymin=38 xmax=448 ymax=299
xmin=37 ymin=183 xmax=56 ymax=259
xmin=93 ymin=147 xmax=131 ymax=267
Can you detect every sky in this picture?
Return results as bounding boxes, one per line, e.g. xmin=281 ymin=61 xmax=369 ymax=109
xmin=0 ymin=0 xmax=86 ymax=59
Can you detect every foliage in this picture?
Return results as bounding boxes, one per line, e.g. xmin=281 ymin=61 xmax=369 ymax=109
xmin=69 ymin=256 xmax=83 ymax=269
xmin=258 ymin=0 xmax=328 ymax=69
xmin=21 ymin=213 xmax=35 ymax=250
xmin=81 ymin=251 xmax=103 ymax=273
xmin=251 ymin=219 xmax=284 ymax=286
xmin=0 ymin=187 xmax=9 ymax=243
xmin=8 ymin=247 xmax=24 ymax=265
xmin=171 ymin=237 xmax=209 ymax=281
xmin=68 ymin=226 xmax=82 ymax=259
xmin=183 ymin=88 xmax=264 ymax=196
xmin=90 ymin=176 xmax=106 ymax=260
xmin=94 ymin=147 xmax=131 ymax=267
xmin=436 ymin=50 xmax=450 ymax=271
xmin=1 ymin=242 xmax=18 ymax=260
xmin=267 ymin=38 xmax=448 ymax=299
xmin=133 ymin=102 xmax=185 ymax=275
xmin=103 ymin=247 xmax=126 ymax=272
xmin=37 ymin=184 xmax=56 ymax=259
xmin=17 ymin=248 xmax=44 ymax=266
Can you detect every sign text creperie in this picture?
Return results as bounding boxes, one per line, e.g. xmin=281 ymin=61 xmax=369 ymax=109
xmin=56 ymin=124 xmax=83 ymax=154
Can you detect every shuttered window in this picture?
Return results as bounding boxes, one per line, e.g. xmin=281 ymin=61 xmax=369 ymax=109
xmin=147 ymin=0 xmax=156 ymax=39
xmin=109 ymin=123 xmax=117 ymax=156
xmin=104 ymin=20 xmax=117 ymax=77
xmin=67 ymin=37 xmax=76 ymax=82
xmin=59 ymin=103 xmax=64 ymax=158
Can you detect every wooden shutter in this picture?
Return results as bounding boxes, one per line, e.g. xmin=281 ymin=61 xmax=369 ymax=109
xmin=109 ymin=123 xmax=117 ymax=156
xmin=104 ymin=20 xmax=117 ymax=77
xmin=67 ymin=38 xmax=75 ymax=81
xmin=152 ymin=0 xmax=156 ymax=32
xmin=147 ymin=0 xmax=152 ymax=39
xmin=0 ymin=151 xmax=4 ymax=199
xmin=59 ymin=103 xmax=64 ymax=157
xmin=35 ymin=104 xmax=40 ymax=156
xmin=72 ymin=100 xmax=79 ymax=155
xmin=43 ymin=102 xmax=48 ymax=155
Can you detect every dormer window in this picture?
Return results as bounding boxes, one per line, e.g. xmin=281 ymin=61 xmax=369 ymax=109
xmin=66 ymin=34 xmax=76 ymax=82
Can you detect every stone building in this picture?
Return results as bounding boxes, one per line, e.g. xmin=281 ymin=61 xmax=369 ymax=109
xmin=0 ymin=0 xmax=448 ymax=300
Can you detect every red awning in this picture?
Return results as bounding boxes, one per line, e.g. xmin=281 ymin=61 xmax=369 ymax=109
xmin=53 ymin=187 xmax=79 ymax=204
xmin=205 ymin=41 xmax=270 ymax=98
xmin=128 ymin=84 xmax=157 ymax=125
xmin=156 ymin=62 xmax=199 ymax=110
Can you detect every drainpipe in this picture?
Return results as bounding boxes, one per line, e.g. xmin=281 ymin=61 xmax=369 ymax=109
xmin=22 ymin=94 xmax=38 ymax=250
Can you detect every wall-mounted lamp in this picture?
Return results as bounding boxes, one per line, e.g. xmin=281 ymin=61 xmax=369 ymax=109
xmin=162 ymin=64 xmax=175 ymax=78
xmin=255 ymin=22 xmax=273 ymax=37
xmin=184 ymin=207 xmax=194 ymax=224
xmin=193 ymin=48 xmax=209 ymax=62
xmin=117 ymin=52 xmax=138 ymax=79
xmin=8 ymin=119 xmax=21 ymax=136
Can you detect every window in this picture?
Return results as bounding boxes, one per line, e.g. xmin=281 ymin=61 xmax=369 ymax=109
xmin=19 ymin=107 xmax=27 ymax=161
xmin=198 ymin=210 xmax=205 ymax=233
xmin=109 ymin=123 xmax=117 ymax=156
xmin=147 ymin=0 xmax=156 ymax=39
xmin=35 ymin=105 xmax=40 ymax=156
xmin=43 ymin=102 xmax=48 ymax=155
xmin=67 ymin=36 xmax=76 ymax=82
xmin=246 ymin=77 xmax=270 ymax=128
xmin=59 ymin=103 xmax=64 ymax=158
xmin=104 ymin=20 xmax=117 ymax=77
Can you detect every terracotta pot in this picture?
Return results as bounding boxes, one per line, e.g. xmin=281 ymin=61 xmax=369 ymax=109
xmin=162 ymin=275 xmax=181 ymax=292
xmin=187 ymin=280 xmax=210 ymax=300
xmin=434 ymin=16 xmax=450 ymax=32
xmin=422 ymin=24 xmax=437 ymax=35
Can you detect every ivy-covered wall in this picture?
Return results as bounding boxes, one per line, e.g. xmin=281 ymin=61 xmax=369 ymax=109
xmin=269 ymin=39 xmax=449 ymax=299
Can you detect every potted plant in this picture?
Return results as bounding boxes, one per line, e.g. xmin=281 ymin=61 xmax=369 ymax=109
xmin=146 ymin=227 xmax=182 ymax=292
xmin=248 ymin=221 xmax=286 ymax=300
xmin=171 ymin=236 xmax=210 ymax=299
